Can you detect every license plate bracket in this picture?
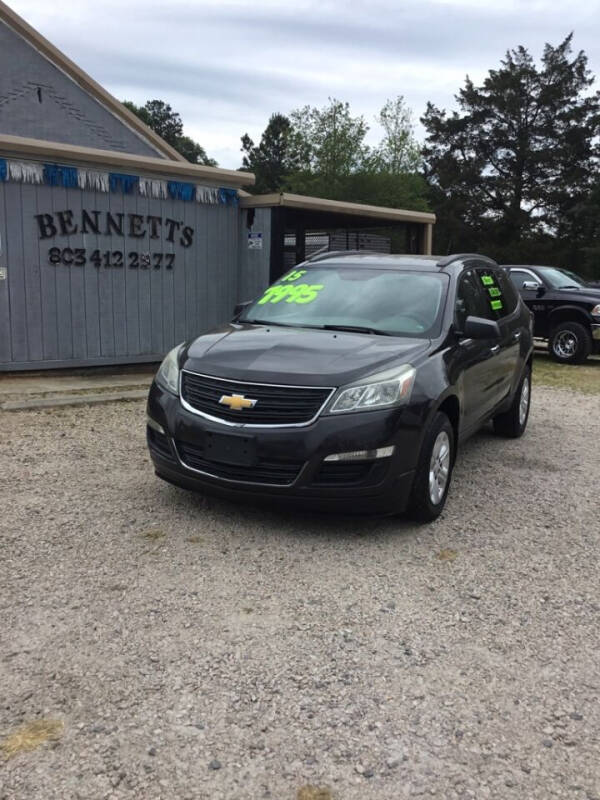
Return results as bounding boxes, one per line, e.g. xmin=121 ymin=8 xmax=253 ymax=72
xmin=203 ymin=432 xmax=256 ymax=466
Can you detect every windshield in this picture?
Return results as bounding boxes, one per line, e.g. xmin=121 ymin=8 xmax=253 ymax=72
xmin=241 ymin=266 xmax=449 ymax=338
xmin=536 ymin=266 xmax=586 ymax=289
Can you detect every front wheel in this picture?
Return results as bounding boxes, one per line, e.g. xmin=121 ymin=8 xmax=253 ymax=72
xmin=549 ymin=321 xmax=592 ymax=364
xmin=493 ymin=367 xmax=531 ymax=438
xmin=408 ymin=412 xmax=454 ymax=523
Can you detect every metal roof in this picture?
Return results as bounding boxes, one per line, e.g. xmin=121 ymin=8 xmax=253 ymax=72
xmin=240 ymin=192 xmax=436 ymax=225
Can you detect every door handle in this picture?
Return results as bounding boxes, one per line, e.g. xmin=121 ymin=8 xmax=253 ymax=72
xmin=490 ymin=344 xmax=501 ymax=355
xmin=512 ymin=331 xmax=522 ymax=341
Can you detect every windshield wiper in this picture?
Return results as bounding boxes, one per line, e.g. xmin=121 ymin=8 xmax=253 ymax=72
xmin=243 ymin=318 xmax=296 ymax=327
xmin=243 ymin=320 xmax=392 ymax=335
xmin=558 ymin=285 xmax=580 ymax=290
xmin=321 ymin=324 xmax=391 ymax=336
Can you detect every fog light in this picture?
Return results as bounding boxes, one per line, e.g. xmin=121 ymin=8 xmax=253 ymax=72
xmin=324 ymin=446 xmax=395 ymax=462
xmin=146 ymin=415 xmax=165 ymax=435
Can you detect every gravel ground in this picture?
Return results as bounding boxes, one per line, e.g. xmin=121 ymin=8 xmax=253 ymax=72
xmin=1 ymin=385 xmax=599 ymax=800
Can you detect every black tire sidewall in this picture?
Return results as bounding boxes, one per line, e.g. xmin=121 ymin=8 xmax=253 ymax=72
xmin=493 ymin=366 xmax=531 ymax=438
xmin=409 ymin=412 xmax=455 ymax=522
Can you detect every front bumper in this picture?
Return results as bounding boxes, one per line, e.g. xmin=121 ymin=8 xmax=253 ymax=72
xmin=592 ymin=323 xmax=600 ymax=341
xmin=146 ymin=380 xmax=422 ymax=515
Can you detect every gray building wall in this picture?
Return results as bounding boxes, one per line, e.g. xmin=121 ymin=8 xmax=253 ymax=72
xmin=0 ymin=177 xmax=241 ymax=369
xmin=0 ymin=20 xmax=163 ymax=157
xmin=238 ymin=207 xmax=271 ymax=302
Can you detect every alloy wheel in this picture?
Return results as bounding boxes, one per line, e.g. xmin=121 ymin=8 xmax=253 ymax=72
xmin=519 ymin=375 xmax=530 ymax=427
xmin=553 ymin=330 xmax=578 ymax=359
xmin=428 ymin=431 xmax=450 ymax=506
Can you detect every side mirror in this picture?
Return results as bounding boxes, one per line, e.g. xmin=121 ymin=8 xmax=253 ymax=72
xmin=461 ymin=315 xmax=501 ymax=340
xmin=522 ymin=280 xmax=543 ymax=293
xmin=233 ymin=300 xmax=252 ymax=320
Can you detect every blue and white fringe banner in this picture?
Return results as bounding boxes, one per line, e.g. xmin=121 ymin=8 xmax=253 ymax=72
xmin=109 ymin=172 xmax=139 ymax=194
xmin=196 ymin=185 xmax=219 ymax=204
xmin=43 ymin=163 xmax=78 ymax=188
xmin=78 ymin=169 xmax=109 ymax=193
xmin=0 ymin=157 xmax=236 ymax=205
xmin=139 ymin=178 xmax=168 ymax=199
xmin=218 ymin=187 xmax=239 ymax=206
xmin=9 ymin=160 xmax=44 ymax=184
xmin=167 ymin=180 xmax=195 ymax=202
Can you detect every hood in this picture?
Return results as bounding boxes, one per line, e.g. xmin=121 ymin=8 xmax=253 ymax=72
xmin=183 ymin=323 xmax=431 ymax=387
xmin=555 ymin=287 xmax=600 ymax=304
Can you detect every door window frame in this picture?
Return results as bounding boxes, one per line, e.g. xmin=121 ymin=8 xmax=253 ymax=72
xmin=508 ymin=268 xmax=542 ymax=289
xmin=454 ymin=268 xmax=492 ymax=331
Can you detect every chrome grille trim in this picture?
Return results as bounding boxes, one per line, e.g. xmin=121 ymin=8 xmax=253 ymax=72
xmin=179 ymin=370 xmax=336 ymax=428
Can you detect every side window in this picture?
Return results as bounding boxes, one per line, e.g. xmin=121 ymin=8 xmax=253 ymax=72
xmin=494 ymin=270 xmax=519 ymax=316
xmin=455 ymin=270 xmax=489 ymax=330
xmin=475 ymin=268 xmax=509 ymax=320
xmin=509 ymin=270 xmax=532 ymax=291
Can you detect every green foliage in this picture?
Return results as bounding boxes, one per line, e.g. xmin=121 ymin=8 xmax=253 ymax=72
xmin=242 ymin=97 xmax=429 ymax=212
xmin=289 ymin=98 xmax=369 ymax=189
xmin=421 ymin=35 xmax=600 ymax=277
xmin=123 ymin=99 xmax=217 ymax=166
xmin=371 ymin=96 xmax=421 ymax=174
xmin=240 ymin=113 xmax=303 ymax=193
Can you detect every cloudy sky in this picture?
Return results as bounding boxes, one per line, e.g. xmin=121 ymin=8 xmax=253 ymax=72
xmin=9 ymin=0 xmax=600 ymax=168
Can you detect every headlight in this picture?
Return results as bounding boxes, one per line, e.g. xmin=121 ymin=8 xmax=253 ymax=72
xmin=327 ymin=364 xmax=416 ymax=414
xmin=156 ymin=344 xmax=184 ymax=394
xmin=591 ymin=304 xmax=600 ymax=317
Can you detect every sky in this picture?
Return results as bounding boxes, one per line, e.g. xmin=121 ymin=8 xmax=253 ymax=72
xmin=9 ymin=0 xmax=600 ymax=169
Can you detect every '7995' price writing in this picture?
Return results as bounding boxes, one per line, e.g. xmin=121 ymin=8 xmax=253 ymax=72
xmin=48 ymin=247 xmax=175 ymax=269
xmin=258 ymin=283 xmax=324 ymax=305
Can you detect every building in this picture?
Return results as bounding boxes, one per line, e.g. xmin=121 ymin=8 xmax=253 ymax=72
xmin=0 ymin=1 xmax=435 ymax=370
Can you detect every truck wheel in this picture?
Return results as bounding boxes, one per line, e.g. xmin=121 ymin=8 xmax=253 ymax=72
xmin=408 ymin=412 xmax=454 ymax=523
xmin=549 ymin=321 xmax=592 ymax=364
xmin=493 ymin=367 xmax=531 ymax=438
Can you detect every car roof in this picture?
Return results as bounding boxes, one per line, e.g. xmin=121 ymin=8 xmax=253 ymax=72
xmin=303 ymin=252 xmax=496 ymax=272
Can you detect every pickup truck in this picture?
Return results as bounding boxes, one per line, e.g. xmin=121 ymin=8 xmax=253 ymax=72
xmin=504 ymin=265 xmax=600 ymax=363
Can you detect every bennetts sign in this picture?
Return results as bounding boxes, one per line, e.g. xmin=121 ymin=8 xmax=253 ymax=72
xmin=35 ymin=209 xmax=194 ymax=247
xmin=35 ymin=209 xmax=195 ymax=270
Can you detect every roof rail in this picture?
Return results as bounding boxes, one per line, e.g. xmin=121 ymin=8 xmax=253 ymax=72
xmin=437 ymin=253 xmax=498 ymax=269
xmin=305 ymin=249 xmax=377 ymax=264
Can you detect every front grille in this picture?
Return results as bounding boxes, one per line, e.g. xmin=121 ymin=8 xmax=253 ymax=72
xmin=180 ymin=371 xmax=333 ymax=426
xmin=176 ymin=440 xmax=304 ymax=485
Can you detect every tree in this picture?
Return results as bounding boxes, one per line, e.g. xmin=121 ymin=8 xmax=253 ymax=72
xmin=421 ymin=36 xmax=600 ymax=264
xmin=236 ymin=98 xmax=430 ymax=213
xmin=288 ymin=98 xmax=370 ymax=192
xmin=174 ymin=135 xmax=216 ymax=167
xmin=123 ymin=99 xmax=217 ymax=166
xmin=372 ymin=96 xmax=421 ymax=174
xmin=240 ymin=113 xmax=303 ymax=193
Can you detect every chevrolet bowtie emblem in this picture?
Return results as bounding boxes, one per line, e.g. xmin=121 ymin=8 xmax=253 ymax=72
xmin=218 ymin=393 xmax=258 ymax=411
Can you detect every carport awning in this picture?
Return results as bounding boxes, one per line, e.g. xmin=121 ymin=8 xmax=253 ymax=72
xmin=239 ymin=192 xmax=436 ymax=226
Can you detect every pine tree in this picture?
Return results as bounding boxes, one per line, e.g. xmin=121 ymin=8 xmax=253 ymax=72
xmin=240 ymin=113 xmax=302 ymax=193
xmin=421 ymin=35 xmax=600 ymax=261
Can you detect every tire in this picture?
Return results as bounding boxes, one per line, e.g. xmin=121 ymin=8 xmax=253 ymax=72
xmin=493 ymin=367 xmax=531 ymax=438
xmin=408 ymin=412 xmax=454 ymax=523
xmin=549 ymin=321 xmax=592 ymax=364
